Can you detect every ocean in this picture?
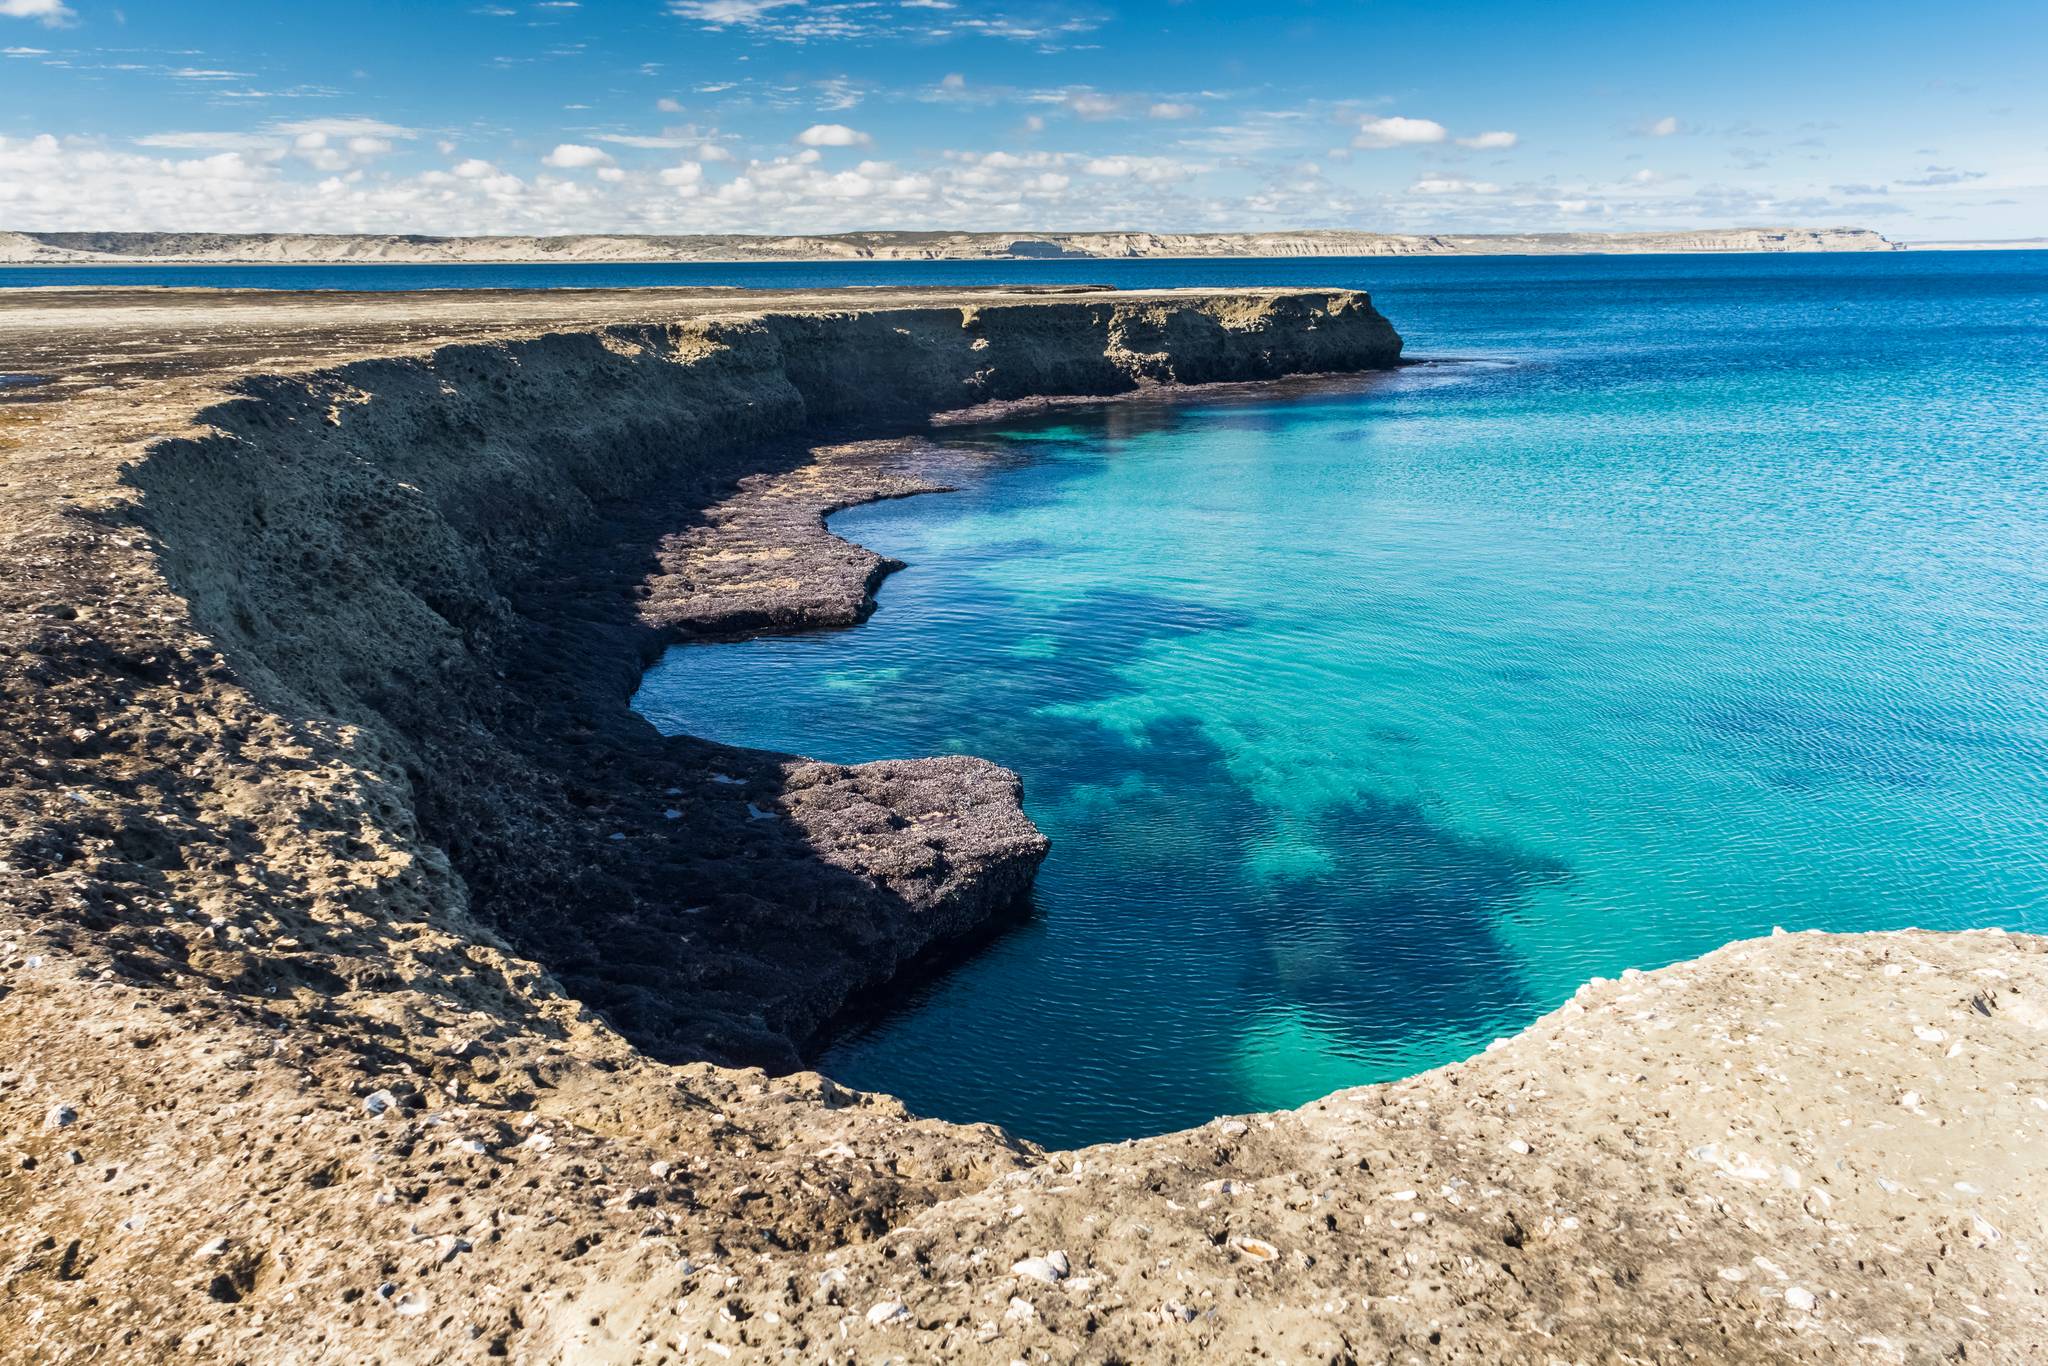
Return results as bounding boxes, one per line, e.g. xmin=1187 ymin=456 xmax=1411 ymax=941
xmin=622 ymin=250 xmax=2048 ymax=1146
xmin=22 ymin=252 xmax=2038 ymax=1148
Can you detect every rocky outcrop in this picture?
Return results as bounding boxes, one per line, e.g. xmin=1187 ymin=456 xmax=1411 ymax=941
xmin=0 ymin=225 xmax=1903 ymax=265
xmin=2 ymin=284 xmax=2041 ymax=1364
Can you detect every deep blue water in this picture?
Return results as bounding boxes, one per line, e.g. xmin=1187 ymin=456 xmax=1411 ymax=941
xmin=0 ymin=249 xmax=2029 ymax=305
xmin=627 ymin=250 xmax=2048 ymax=1149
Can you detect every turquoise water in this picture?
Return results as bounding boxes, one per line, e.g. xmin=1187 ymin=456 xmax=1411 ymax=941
xmin=633 ymin=252 xmax=2048 ymax=1148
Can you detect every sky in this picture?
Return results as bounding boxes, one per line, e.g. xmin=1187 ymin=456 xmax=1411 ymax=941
xmin=1 ymin=0 xmax=2043 ymax=240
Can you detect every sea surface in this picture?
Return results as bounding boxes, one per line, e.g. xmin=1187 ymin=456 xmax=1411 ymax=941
xmin=629 ymin=251 xmax=2048 ymax=1148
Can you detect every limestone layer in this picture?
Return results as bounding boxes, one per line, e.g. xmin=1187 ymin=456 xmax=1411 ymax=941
xmin=1 ymin=286 xmax=2041 ymax=1364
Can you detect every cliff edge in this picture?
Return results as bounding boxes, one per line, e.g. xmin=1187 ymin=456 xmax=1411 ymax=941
xmin=0 ymin=286 xmax=2040 ymax=1364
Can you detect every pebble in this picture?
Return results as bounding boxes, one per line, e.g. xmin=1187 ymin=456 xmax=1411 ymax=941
xmin=1232 ymin=1237 xmax=1280 ymax=1262
xmin=1506 ymin=1139 xmax=1531 ymax=1155
xmin=1011 ymin=1256 xmax=1064 ymax=1284
xmin=865 ymin=1301 xmax=908 ymax=1326
xmin=196 ymin=1238 xmax=229 ymax=1258
xmin=745 ymin=803 xmax=778 ymax=821
xmin=44 ymin=1103 xmax=77 ymax=1130
xmin=362 ymin=1089 xmax=398 ymax=1117
xmin=1218 ymin=1119 xmax=1248 ymax=1137
xmin=1785 ymin=1286 xmax=1818 ymax=1312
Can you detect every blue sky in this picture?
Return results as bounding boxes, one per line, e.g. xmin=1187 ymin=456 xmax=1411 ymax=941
xmin=2 ymin=0 xmax=2042 ymax=238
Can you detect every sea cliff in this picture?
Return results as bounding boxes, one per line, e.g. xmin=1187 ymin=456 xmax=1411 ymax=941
xmin=0 ymin=286 xmax=2041 ymax=1363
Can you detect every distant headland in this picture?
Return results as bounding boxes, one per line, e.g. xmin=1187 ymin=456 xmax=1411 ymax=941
xmin=0 ymin=225 xmax=1903 ymax=265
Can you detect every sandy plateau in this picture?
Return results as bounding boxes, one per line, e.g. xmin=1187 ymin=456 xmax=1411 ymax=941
xmin=0 ymin=285 xmax=2042 ymax=1364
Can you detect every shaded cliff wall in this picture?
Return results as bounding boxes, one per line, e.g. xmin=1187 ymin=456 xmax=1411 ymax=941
xmin=122 ymin=292 xmax=1402 ymax=1065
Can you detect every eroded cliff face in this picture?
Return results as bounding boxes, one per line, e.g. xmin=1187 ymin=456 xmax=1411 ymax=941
xmin=109 ymin=291 xmax=1400 ymax=1068
xmin=1 ymin=287 xmax=2041 ymax=1365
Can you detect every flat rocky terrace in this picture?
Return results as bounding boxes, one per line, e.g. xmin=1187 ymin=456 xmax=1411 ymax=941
xmin=0 ymin=286 xmax=2042 ymax=1364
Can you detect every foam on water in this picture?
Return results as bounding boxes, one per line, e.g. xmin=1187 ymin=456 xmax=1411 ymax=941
xmin=634 ymin=251 xmax=2048 ymax=1147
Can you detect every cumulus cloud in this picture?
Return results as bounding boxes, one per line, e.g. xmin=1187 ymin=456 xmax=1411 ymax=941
xmin=1354 ymin=116 xmax=1448 ymax=149
xmin=132 ymin=118 xmax=412 ymax=173
xmin=660 ymin=161 xmax=704 ymax=190
xmin=1148 ymin=102 xmax=1197 ymax=120
xmin=0 ymin=0 xmax=75 ymax=26
xmin=543 ymin=143 xmax=612 ymax=168
xmin=795 ymin=122 xmax=870 ymax=147
xmin=1456 ymin=130 xmax=1518 ymax=150
xmin=1646 ymin=115 xmax=1680 ymax=137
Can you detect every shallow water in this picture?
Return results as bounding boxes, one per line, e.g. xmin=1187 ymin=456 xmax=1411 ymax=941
xmin=634 ymin=251 xmax=2048 ymax=1148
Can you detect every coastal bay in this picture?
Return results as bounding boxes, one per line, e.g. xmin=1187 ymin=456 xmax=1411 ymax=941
xmin=1 ymin=276 xmax=2044 ymax=1360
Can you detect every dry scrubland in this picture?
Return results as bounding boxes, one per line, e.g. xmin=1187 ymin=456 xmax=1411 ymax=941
xmin=0 ymin=284 xmax=2041 ymax=1363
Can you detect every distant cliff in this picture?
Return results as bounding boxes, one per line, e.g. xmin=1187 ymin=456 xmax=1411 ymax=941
xmin=0 ymin=225 xmax=1902 ymax=265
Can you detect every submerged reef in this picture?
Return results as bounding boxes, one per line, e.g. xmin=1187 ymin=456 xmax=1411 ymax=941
xmin=0 ymin=285 xmax=2041 ymax=1362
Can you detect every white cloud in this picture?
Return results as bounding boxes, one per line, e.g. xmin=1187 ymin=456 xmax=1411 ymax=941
xmin=1647 ymin=115 xmax=1680 ymax=137
xmin=1082 ymin=155 xmax=1199 ymax=184
xmin=597 ymin=133 xmax=698 ymax=149
xmin=795 ymin=122 xmax=870 ymax=147
xmin=543 ymin=142 xmax=612 ymax=168
xmin=452 ymin=159 xmax=499 ymax=178
xmin=274 ymin=118 xmax=414 ymax=142
xmin=670 ymin=0 xmax=801 ymax=25
xmin=1456 ymin=130 xmax=1518 ymax=150
xmin=135 ymin=132 xmax=283 ymax=153
xmin=1411 ymin=176 xmax=1500 ymax=195
xmin=1148 ymin=102 xmax=1197 ymax=120
xmin=1354 ymin=116 xmax=1448 ymax=149
xmin=0 ymin=0 xmax=75 ymax=26
xmin=1062 ymin=90 xmax=1121 ymax=119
